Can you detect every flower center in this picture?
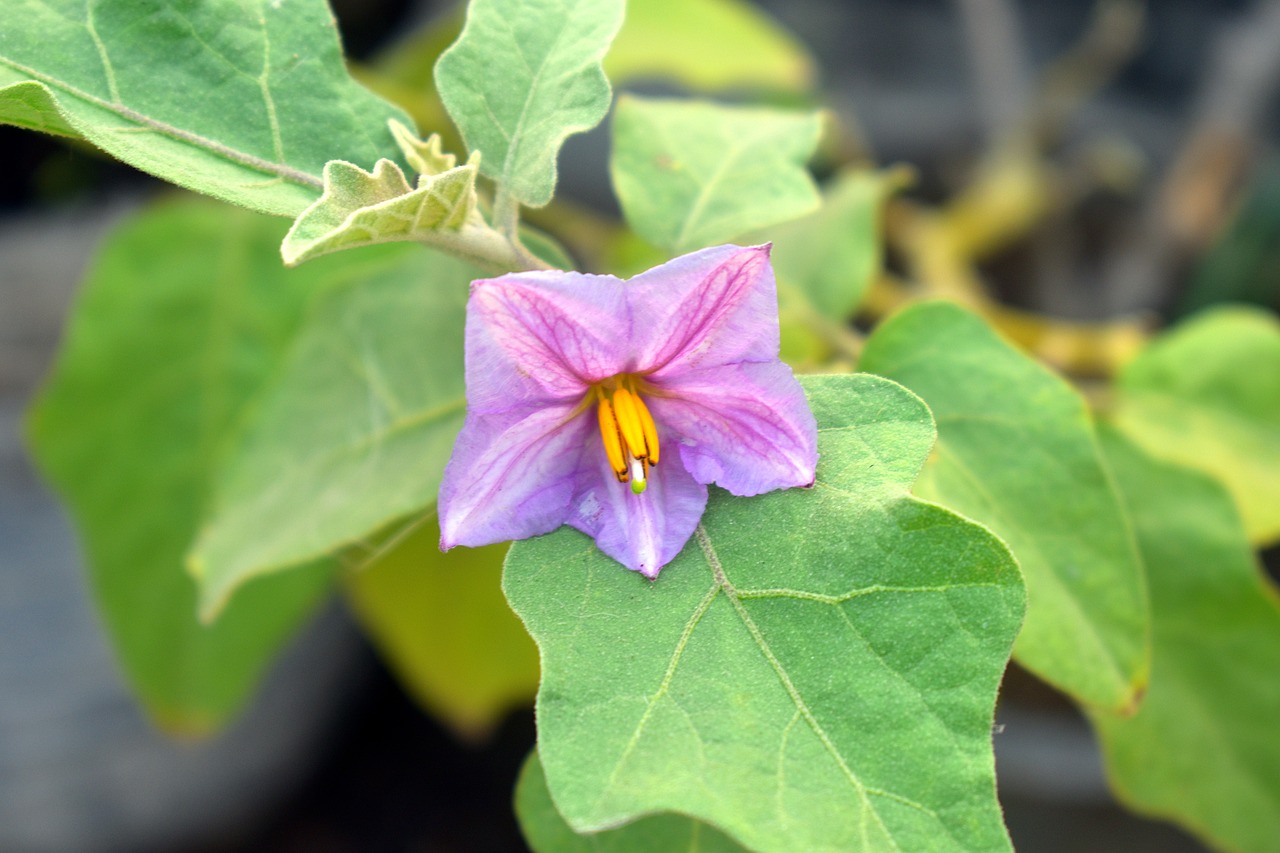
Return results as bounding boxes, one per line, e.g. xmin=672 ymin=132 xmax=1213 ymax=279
xmin=594 ymin=376 xmax=660 ymax=495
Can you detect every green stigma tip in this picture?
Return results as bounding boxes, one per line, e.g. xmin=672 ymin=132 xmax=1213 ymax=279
xmin=631 ymin=479 xmax=647 ymax=495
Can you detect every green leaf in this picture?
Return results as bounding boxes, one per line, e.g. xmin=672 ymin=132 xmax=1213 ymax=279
xmin=516 ymin=751 xmax=748 ymax=853
xmin=505 ymin=374 xmax=1024 ymax=852
xmin=344 ymin=517 xmax=539 ymax=739
xmin=189 ymin=249 xmax=476 ymax=618
xmin=860 ymin=301 xmax=1149 ymax=711
xmin=0 ymin=0 xmax=412 ymax=217
xmin=1110 ymin=305 xmax=1280 ymax=544
xmin=605 ymin=0 xmax=814 ymax=94
xmin=280 ymin=150 xmax=480 ymax=266
xmin=24 ymin=197 xmax=354 ymax=732
xmin=435 ymin=0 xmax=624 ymax=207
xmin=1092 ymin=428 xmax=1280 ymax=853
xmin=611 ymin=96 xmax=822 ymax=254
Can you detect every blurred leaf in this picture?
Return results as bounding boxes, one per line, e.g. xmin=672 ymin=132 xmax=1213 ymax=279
xmin=860 ymin=302 xmax=1149 ymax=711
xmin=606 ymin=0 xmax=814 ymax=94
xmin=190 ymin=249 xmax=476 ymax=618
xmin=1111 ymin=306 xmax=1280 ymax=545
xmin=344 ymin=517 xmax=539 ymax=739
xmin=435 ymin=0 xmax=624 ymax=207
xmin=0 ymin=0 xmax=412 ymax=216
xmin=611 ymin=96 xmax=822 ymax=254
xmin=505 ymin=374 xmax=1023 ymax=852
xmin=25 ymin=197 xmax=355 ymax=732
xmin=1092 ymin=428 xmax=1280 ymax=853
xmin=515 ymin=751 xmax=748 ymax=852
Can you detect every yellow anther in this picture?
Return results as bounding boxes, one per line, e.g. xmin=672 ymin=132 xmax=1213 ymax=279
xmin=633 ymin=392 xmax=660 ymax=465
xmin=597 ymin=397 xmax=628 ymax=481
xmin=611 ymin=387 xmax=649 ymax=460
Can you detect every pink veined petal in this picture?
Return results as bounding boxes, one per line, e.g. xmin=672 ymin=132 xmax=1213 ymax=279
xmin=567 ymin=451 xmax=708 ymax=578
xmin=626 ymin=244 xmax=779 ymax=378
xmin=466 ymin=271 xmax=631 ymax=412
xmin=646 ymin=361 xmax=817 ymax=497
xmin=439 ymin=401 xmax=596 ymax=550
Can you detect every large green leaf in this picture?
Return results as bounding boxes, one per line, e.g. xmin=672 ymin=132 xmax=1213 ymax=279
xmin=189 ymin=249 xmax=476 ymax=617
xmin=1092 ymin=428 xmax=1280 ymax=853
xmin=605 ymin=0 xmax=814 ymax=94
xmin=435 ymin=0 xmax=624 ymax=207
xmin=610 ymin=96 xmax=822 ymax=254
xmin=860 ymin=301 xmax=1149 ymax=711
xmin=0 ymin=0 xmax=411 ymax=217
xmin=24 ymin=197 xmax=356 ymax=732
xmin=343 ymin=517 xmax=539 ymax=739
xmin=505 ymin=374 xmax=1024 ymax=852
xmin=516 ymin=751 xmax=747 ymax=853
xmin=1111 ymin=306 xmax=1280 ymax=544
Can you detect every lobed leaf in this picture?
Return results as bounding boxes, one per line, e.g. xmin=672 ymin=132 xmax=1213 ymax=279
xmin=860 ymin=302 xmax=1149 ymax=712
xmin=1110 ymin=305 xmax=1280 ymax=545
xmin=189 ymin=249 xmax=476 ymax=618
xmin=24 ymin=198 xmax=355 ymax=732
xmin=611 ymin=96 xmax=822 ymax=254
xmin=1092 ymin=428 xmax=1280 ymax=853
xmin=434 ymin=0 xmax=624 ymax=207
xmin=344 ymin=517 xmax=539 ymax=739
xmin=0 ymin=0 xmax=412 ymax=217
xmin=516 ymin=751 xmax=747 ymax=852
xmin=505 ymin=374 xmax=1024 ymax=852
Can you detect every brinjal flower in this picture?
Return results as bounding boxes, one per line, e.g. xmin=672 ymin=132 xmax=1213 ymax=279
xmin=438 ymin=244 xmax=817 ymax=577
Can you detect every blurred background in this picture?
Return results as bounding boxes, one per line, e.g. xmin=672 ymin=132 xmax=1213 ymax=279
xmin=4 ymin=0 xmax=1278 ymax=849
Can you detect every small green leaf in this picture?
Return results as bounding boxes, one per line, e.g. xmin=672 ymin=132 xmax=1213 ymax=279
xmin=1092 ymin=427 xmax=1280 ymax=853
xmin=1111 ymin=306 xmax=1280 ymax=544
xmin=611 ymin=96 xmax=822 ymax=253
xmin=505 ymin=374 xmax=1024 ymax=852
xmin=344 ymin=517 xmax=539 ymax=739
xmin=435 ymin=0 xmax=624 ymax=207
xmin=0 ymin=0 xmax=413 ymax=216
xmin=25 ymin=198 xmax=354 ymax=732
xmin=516 ymin=751 xmax=748 ymax=853
xmin=606 ymin=0 xmax=814 ymax=94
xmin=190 ymin=249 xmax=475 ymax=618
xmin=860 ymin=302 xmax=1150 ymax=711
xmin=280 ymin=151 xmax=480 ymax=266
xmin=389 ymin=119 xmax=458 ymax=176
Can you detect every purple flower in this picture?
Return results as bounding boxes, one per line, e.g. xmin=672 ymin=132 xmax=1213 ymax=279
xmin=437 ymin=244 xmax=818 ymax=578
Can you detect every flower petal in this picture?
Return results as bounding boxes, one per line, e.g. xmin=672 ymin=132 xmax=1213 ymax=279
xmin=439 ymin=401 xmax=594 ymax=549
xmin=647 ymin=361 xmax=817 ymax=496
xmin=627 ymin=244 xmax=778 ymax=378
xmin=568 ymin=452 xmax=708 ymax=578
xmin=467 ymin=271 xmax=629 ymax=411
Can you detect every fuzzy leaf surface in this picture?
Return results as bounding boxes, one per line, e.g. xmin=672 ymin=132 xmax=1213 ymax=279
xmin=611 ymin=96 xmax=822 ymax=253
xmin=860 ymin=301 xmax=1149 ymax=711
xmin=1111 ymin=306 xmax=1280 ymax=544
xmin=435 ymin=0 xmax=624 ymax=207
xmin=0 ymin=0 xmax=412 ymax=216
xmin=505 ymin=374 xmax=1024 ymax=852
xmin=1092 ymin=428 xmax=1280 ymax=853
xmin=190 ymin=250 xmax=476 ymax=617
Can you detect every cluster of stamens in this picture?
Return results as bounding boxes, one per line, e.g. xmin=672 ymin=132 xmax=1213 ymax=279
xmin=594 ymin=377 xmax=660 ymax=495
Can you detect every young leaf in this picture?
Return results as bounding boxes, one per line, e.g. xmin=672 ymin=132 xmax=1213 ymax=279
xmin=24 ymin=198 xmax=348 ymax=732
xmin=860 ymin=302 xmax=1149 ymax=712
xmin=1110 ymin=306 xmax=1280 ymax=545
xmin=605 ymin=0 xmax=814 ymax=94
xmin=344 ymin=517 xmax=539 ymax=739
xmin=505 ymin=374 xmax=1024 ymax=852
xmin=434 ymin=0 xmax=624 ymax=207
xmin=1092 ymin=428 xmax=1280 ymax=853
xmin=515 ymin=751 xmax=747 ymax=853
xmin=0 ymin=0 xmax=413 ymax=217
xmin=189 ymin=250 xmax=476 ymax=618
xmin=611 ymin=97 xmax=822 ymax=253
xmin=280 ymin=153 xmax=480 ymax=266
